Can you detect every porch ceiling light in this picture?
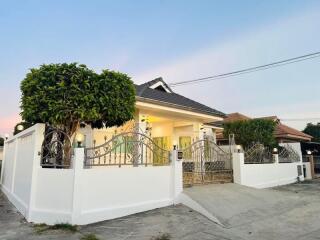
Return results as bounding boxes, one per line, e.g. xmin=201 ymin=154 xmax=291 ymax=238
xmin=76 ymin=133 xmax=85 ymax=148
xmin=17 ymin=124 xmax=24 ymax=131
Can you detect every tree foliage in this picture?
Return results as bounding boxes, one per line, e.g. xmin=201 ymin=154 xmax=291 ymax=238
xmin=303 ymin=123 xmax=320 ymax=142
xmin=223 ymin=119 xmax=277 ymax=148
xmin=13 ymin=121 xmax=34 ymax=135
xmin=20 ymin=63 xmax=136 ymax=139
xmin=0 ymin=137 xmax=4 ymax=147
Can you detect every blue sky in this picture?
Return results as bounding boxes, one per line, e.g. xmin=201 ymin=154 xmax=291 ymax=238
xmin=1 ymin=0 xmax=320 ymax=134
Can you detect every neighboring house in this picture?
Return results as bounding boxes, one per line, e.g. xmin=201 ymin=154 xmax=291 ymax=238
xmin=215 ymin=112 xmax=312 ymax=145
xmin=80 ymin=77 xmax=225 ymax=149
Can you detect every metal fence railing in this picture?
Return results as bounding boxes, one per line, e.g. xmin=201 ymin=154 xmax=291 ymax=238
xmin=244 ymin=143 xmax=301 ymax=164
xmin=84 ymin=132 xmax=171 ymax=167
xmin=278 ymin=144 xmax=300 ymax=163
xmin=40 ymin=126 xmax=72 ymax=168
xmin=244 ymin=143 xmax=274 ymax=164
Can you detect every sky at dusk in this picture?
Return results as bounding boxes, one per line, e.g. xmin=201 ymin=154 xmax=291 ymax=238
xmin=1 ymin=0 xmax=320 ymax=136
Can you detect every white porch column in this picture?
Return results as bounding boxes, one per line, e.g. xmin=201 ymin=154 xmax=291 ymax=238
xmin=192 ymin=122 xmax=201 ymax=142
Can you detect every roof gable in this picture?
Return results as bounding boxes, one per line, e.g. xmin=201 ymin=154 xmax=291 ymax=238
xmin=135 ymin=78 xmax=225 ymax=118
xmin=137 ymin=77 xmax=173 ymax=94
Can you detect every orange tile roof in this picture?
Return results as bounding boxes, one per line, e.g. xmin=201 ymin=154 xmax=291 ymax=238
xmin=216 ymin=113 xmax=312 ymax=142
xmin=224 ymin=112 xmax=251 ymax=122
xmin=275 ymin=123 xmax=312 ymax=141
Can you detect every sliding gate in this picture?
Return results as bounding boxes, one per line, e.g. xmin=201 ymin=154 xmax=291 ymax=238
xmin=181 ymin=139 xmax=233 ymax=187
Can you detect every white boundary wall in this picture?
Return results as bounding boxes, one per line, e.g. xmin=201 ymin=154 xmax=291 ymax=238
xmin=0 ymin=124 xmax=183 ymax=225
xmin=233 ymin=150 xmax=304 ymax=189
xmin=0 ymin=124 xmax=45 ymax=218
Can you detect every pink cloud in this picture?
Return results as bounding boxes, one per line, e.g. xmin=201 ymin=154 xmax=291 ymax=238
xmin=0 ymin=114 xmax=21 ymax=136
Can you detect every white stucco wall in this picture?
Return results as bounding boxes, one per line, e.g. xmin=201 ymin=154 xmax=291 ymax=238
xmin=1 ymin=135 xmax=183 ymax=225
xmin=233 ymin=153 xmax=304 ymax=189
xmin=31 ymin=168 xmax=75 ymax=223
xmin=0 ymin=124 xmax=45 ymax=217
xmin=79 ymin=165 xmax=174 ymax=225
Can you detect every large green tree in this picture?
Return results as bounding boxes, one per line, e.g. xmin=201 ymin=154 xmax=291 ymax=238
xmin=0 ymin=137 xmax=4 ymax=147
xmin=20 ymin=63 xmax=136 ymax=139
xmin=303 ymin=123 xmax=320 ymax=142
xmin=223 ymin=119 xmax=277 ymax=148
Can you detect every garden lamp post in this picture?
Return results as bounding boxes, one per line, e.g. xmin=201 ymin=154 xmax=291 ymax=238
xmin=76 ymin=133 xmax=84 ymax=148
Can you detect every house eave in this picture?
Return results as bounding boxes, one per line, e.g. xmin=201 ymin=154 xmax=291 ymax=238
xmin=275 ymin=134 xmax=312 ymax=141
xmin=135 ymin=96 xmax=224 ymax=121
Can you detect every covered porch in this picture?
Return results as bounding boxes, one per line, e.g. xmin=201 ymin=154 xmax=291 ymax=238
xmin=80 ymin=100 xmax=223 ymax=151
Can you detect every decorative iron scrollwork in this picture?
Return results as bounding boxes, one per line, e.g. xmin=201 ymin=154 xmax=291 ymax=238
xmin=244 ymin=143 xmax=273 ymax=164
xmin=84 ymin=131 xmax=171 ymax=167
xmin=278 ymin=144 xmax=300 ymax=163
xmin=181 ymin=138 xmax=232 ymax=186
xmin=40 ymin=126 xmax=72 ymax=168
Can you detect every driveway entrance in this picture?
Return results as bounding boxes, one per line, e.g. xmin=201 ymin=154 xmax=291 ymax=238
xmin=181 ymin=138 xmax=233 ymax=187
xmin=181 ymin=183 xmax=309 ymax=228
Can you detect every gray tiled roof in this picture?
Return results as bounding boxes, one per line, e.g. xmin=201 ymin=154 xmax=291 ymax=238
xmin=135 ymin=78 xmax=226 ymax=117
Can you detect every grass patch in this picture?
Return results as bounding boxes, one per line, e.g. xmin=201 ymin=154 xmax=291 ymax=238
xmin=150 ymin=233 xmax=171 ymax=240
xmin=33 ymin=223 xmax=78 ymax=234
xmin=81 ymin=233 xmax=100 ymax=240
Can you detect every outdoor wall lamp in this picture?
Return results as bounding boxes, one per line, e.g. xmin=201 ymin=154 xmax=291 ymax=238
xmin=76 ymin=133 xmax=84 ymax=148
xmin=273 ymin=148 xmax=278 ymax=154
xmin=4 ymin=133 xmax=9 ymax=140
xmin=173 ymin=140 xmax=177 ymax=150
xmin=17 ymin=125 xmax=24 ymax=131
xmin=306 ymin=150 xmax=312 ymax=155
xmin=236 ymin=145 xmax=241 ymax=153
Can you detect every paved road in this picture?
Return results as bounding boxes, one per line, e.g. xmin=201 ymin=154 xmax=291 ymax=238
xmin=1 ymin=180 xmax=320 ymax=240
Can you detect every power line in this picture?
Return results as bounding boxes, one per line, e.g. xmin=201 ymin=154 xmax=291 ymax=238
xmin=169 ymin=51 xmax=320 ymax=87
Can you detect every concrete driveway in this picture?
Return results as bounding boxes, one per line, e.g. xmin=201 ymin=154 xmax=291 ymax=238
xmin=1 ymin=180 xmax=320 ymax=240
xmin=183 ymin=182 xmax=309 ymax=228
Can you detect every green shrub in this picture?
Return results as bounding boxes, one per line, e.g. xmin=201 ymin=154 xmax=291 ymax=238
xmin=223 ymin=119 xmax=276 ymax=148
xmin=33 ymin=223 xmax=78 ymax=234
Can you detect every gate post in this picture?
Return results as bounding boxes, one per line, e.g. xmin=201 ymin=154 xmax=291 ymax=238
xmin=172 ymin=150 xmax=183 ymax=203
xmin=71 ymin=147 xmax=84 ymax=224
xmin=309 ymin=155 xmax=315 ymax=179
xmin=232 ymin=152 xmax=244 ymax=184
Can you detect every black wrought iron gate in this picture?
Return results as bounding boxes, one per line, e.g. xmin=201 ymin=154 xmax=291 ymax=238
xmin=181 ymin=139 xmax=233 ymax=187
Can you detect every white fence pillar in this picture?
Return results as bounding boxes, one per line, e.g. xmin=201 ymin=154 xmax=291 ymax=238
xmin=27 ymin=124 xmax=45 ymax=221
xmin=71 ymin=148 xmax=84 ymax=224
xmin=274 ymin=154 xmax=279 ymax=164
xmin=232 ymin=152 xmax=244 ymax=185
xmin=303 ymin=162 xmax=313 ymax=180
xmin=171 ymin=150 xmax=183 ymax=203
